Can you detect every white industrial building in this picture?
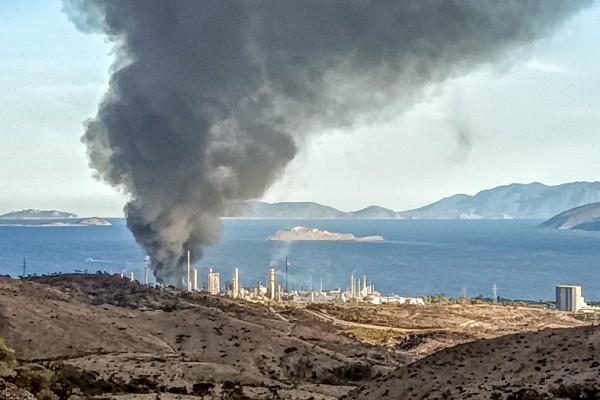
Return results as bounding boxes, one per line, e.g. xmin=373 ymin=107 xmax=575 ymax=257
xmin=556 ymin=285 xmax=587 ymax=312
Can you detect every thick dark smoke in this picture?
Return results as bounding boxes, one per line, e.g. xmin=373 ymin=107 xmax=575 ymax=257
xmin=64 ymin=0 xmax=589 ymax=286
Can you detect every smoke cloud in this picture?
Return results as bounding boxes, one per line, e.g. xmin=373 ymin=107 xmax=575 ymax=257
xmin=63 ymin=0 xmax=589 ymax=286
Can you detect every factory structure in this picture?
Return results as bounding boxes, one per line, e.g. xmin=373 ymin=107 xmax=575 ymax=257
xmin=173 ymin=261 xmax=425 ymax=305
xmin=556 ymin=284 xmax=587 ymax=312
xmin=115 ymin=263 xmax=600 ymax=311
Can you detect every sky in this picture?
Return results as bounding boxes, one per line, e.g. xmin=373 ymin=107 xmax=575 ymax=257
xmin=1 ymin=0 xmax=599 ymax=217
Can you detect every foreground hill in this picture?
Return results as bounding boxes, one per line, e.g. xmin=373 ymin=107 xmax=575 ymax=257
xmin=347 ymin=324 xmax=600 ymax=399
xmin=540 ymin=202 xmax=600 ymax=230
xmin=0 ymin=274 xmax=402 ymax=399
xmin=397 ymin=181 xmax=600 ymax=219
xmin=0 ymin=274 xmax=592 ymax=399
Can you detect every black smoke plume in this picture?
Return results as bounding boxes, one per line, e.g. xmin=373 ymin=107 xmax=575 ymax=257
xmin=64 ymin=0 xmax=589 ymax=286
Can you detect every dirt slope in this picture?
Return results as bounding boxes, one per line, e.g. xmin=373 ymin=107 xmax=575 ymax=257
xmin=0 ymin=274 xmax=402 ymax=398
xmin=346 ymin=325 xmax=600 ymax=399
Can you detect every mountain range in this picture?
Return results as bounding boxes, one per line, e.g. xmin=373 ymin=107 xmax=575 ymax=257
xmin=238 ymin=181 xmax=600 ymax=219
xmin=6 ymin=181 xmax=600 ymax=220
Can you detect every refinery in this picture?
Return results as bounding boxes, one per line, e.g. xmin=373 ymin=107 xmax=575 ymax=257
xmin=122 ymin=255 xmax=600 ymax=313
xmin=127 ymin=252 xmax=427 ymax=306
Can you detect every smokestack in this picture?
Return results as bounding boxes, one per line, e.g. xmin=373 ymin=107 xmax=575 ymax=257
xmin=193 ymin=268 xmax=198 ymax=291
xmin=64 ymin=1 xmax=590 ymax=287
xmin=130 ymin=272 xmax=134 ymax=282
xmin=187 ymin=250 xmax=191 ymax=291
xmin=268 ymin=267 xmax=276 ymax=301
xmin=233 ymin=267 xmax=240 ymax=299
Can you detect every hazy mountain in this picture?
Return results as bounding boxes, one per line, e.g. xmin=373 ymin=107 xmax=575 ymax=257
xmin=0 ymin=209 xmax=78 ymax=219
xmin=397 ymin=182 xmax=600 ymax=219
xmin=345 ymin=205 xmax=397 ymax=219
xmin=228 ymin=182 xmax=600 ymax=219
xmin=540 ymin=202 xmax=600 ymax=230
xmin=235 ymin=202 xmax=397 ymax=219
xmin=245 ymin=201 xmax=345 ymax=219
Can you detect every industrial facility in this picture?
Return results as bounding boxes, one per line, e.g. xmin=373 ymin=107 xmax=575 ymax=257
xmin=556 ymin=285 xmax=586 ymax=312
xmin=169 ymin=263 xmax=426 ymax=306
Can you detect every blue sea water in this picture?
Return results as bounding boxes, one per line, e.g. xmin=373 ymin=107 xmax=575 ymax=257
xmin=1 ymin=219 xmax=600 ymax=301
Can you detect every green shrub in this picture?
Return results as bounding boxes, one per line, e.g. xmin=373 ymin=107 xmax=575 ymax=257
xmin=14 ymin=363 xmax=54 ymax=394
xmin=0 ymin=337 xmax=16 ymax=363
xmin=0 ymin=337 xmax=17 ymax=379
xmin=36 ymin=388 xmax=59 ymax=400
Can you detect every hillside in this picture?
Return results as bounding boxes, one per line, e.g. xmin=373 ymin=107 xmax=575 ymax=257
xmin=347 ymin=325 xmax=600 ymax=399
xmin=540 ymin=202 xmax=600 ymax=230
xmin=397 ymin=181 xmax=600 ymax=219
xmin=0 ymin=274 xmax=401 ymax=399
xmin=0 ymin=274 xmax=593 ymax=399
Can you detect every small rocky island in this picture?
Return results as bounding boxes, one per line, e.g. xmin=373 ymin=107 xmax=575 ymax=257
xmin=268 ymin=226 xmax=384 ymax=241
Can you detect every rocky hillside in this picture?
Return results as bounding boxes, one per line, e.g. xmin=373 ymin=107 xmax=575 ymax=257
xmin=540 ymin=202 xmax=600 ymax=230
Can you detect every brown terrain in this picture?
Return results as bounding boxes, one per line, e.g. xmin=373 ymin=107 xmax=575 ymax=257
xmin=0 ymin=274 xmax=596 ymax=399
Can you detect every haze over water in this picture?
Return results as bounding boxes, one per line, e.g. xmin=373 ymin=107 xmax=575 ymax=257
xmin=1 ymin=219 xmax=599 ymax=302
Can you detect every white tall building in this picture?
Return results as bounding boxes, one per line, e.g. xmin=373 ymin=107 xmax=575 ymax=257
xmin=208 ymin=268 xmax=220 ymax=295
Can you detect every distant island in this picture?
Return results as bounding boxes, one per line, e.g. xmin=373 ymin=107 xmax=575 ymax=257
xmin=0 ymin=210 xmax=110 ymax=227
xmin=0 ymin=209 xmax=78 ymax=219
xmin=268 ymin=226 xmax=384 ymax=242
xmin=540 ymin=202 xmax=600 ymax=231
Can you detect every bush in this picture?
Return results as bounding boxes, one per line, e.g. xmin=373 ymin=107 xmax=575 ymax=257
xmin=0 ymin=338 xmax=16 ymax=363
xmin=36 ymin=388 xmax=59 ymax=400
xmin=14 ymin=363 xmax=54 ymax=394
xmin=0 ymin=337 xmax=17 ymax=379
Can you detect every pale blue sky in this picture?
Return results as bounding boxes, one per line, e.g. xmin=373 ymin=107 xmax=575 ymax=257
xmin=1 ymin=0 xmax=599 ymax=216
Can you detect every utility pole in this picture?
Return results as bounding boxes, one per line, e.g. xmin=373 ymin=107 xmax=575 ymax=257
xmin=22 ymin=258 xmax=26 ymax=277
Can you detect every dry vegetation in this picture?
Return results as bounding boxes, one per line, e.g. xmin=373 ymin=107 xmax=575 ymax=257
xmin=0 ymin=274 xmax=596 ymax=399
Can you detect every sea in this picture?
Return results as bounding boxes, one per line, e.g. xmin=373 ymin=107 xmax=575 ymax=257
xmin=1 ymin=219 xmax=600 ymax=302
